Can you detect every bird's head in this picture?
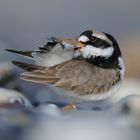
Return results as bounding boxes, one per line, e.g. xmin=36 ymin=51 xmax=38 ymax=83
xmin=75 ymin=30 xmax=122 ymax=69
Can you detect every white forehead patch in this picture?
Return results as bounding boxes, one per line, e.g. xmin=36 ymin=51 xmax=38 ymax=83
xmin=78 ymin=35 xmax=89 ymax=42
xmin=81 ymin=45 xmax=114 ymax=59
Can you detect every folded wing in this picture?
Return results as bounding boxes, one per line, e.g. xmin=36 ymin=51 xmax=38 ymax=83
xmin=12 ymin=60 xmax=120 ymax=97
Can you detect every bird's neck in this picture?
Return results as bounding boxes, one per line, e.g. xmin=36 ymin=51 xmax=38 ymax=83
xmin=86 ymin=53 xmax=119 ymax=69
xmin=86 ymin=55 xmax=125 ymax=80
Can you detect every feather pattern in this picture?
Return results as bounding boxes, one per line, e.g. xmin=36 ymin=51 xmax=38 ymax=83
xmin=6 ymin=37 xmax=79 ymax=67
xmin=13 ymin=60 xmax=120 ymax=100
xmin=6 ymin=30 xmax=124 ymax=101
xmin=5 ymin=49 xmax=33 ymax=58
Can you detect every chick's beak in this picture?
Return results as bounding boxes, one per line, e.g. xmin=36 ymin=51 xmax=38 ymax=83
xmin=74 ymin=42 xmax=85 ymax=50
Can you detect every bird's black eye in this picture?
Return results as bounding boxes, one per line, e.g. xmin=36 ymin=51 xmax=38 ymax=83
xmin=90 ymin=37 xmax=97 ymax=42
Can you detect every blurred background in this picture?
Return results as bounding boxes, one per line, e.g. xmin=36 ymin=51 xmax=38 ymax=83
xmin=0 ymin=1 xmax=140 ymax=140
xmin=0 ymin=0 xmax=140 ymax=100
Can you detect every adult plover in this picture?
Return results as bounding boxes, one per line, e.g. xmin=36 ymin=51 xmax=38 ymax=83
xmin=6 ymin=30 xmax=125 ymax=102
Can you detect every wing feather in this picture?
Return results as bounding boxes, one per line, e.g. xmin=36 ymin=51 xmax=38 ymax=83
xmin=12 ymin=61 xmax=46 ymax=71
xmin=12 ymin=60 xmax=120 ymax=96
xmin=6 ymin=49 xmax=33 ymax=58
xmin=21 ymin=75 xmax=58 ymax=84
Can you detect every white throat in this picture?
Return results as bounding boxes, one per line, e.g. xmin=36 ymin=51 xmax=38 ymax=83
xmin=81 ymin=45 xmax=114 ymax=59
